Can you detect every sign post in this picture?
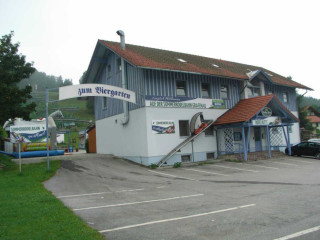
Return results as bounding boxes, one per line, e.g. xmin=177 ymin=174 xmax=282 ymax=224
xmin=10 ymin=123 xmax=48 ymax=173
xmin=18 ymin=142 xmax=21 ymax=174
xmin=9 ymin=128 xmax=25 ymax=174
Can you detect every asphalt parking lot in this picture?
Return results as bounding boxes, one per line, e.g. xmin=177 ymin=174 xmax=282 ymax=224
xmin=44 ymin=154 xmax=320 ymax=240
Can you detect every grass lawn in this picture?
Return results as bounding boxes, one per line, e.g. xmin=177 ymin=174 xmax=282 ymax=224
xmin=0 ymin=154 xmax=105 ymax=240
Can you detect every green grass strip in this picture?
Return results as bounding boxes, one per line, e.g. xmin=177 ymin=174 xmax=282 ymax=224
xmin=0 ymin=154 xmax=105 ymax=240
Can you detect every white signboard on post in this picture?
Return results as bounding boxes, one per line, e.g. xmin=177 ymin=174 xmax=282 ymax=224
xmin=59 ymin=84 xmax=136 ymax=103
xmin=10 ymin=125 xmax=47 ymax=143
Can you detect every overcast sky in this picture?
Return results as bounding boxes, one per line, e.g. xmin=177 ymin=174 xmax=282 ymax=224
xmin=1 ymin=0 xmax=319 ymax=98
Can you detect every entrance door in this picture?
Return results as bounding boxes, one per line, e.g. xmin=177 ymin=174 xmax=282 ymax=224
xmin=254 ymin=127 xmax=262 ymax=151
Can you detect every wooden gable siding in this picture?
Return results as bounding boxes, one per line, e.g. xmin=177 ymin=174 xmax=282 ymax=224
xmin=95 ymin=53 xmax=145 ymax=121
xmin=143 ymin=69 xmax=242 ymax=109
xmin=264 ymin=84 xmax=297 ymax=111
xmin=94 ymin=52 xmax=297 ymax=121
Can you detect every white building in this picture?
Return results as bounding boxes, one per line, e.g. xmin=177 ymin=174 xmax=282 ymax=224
xmin=83 ymin=37 xmax=311 ymax=166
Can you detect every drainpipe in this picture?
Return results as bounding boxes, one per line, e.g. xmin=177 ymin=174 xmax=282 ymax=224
xmin=116 ymin=30 xmax=129 ymax=125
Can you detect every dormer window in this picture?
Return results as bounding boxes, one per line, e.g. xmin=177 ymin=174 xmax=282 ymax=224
xmin=251 ymin=88 xmax=260 ymax=97
xmin=177 ymin=58 xmax=187 ymax=63
xmin=212 ymin=63 xmax=220 ymax=68
xmin=247 ymin=81 xmax=260 ymax=97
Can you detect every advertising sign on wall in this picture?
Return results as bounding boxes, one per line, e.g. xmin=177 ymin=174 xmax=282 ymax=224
xmin=152 ymin=120 xmax=175 ymax=134
xmin=146 ymin=96 xmax=226 ymax=109
xmin=10 ymin=125 xmax=47 ymax=143
xmin=252 ymin=117 xmax=282 ymax=126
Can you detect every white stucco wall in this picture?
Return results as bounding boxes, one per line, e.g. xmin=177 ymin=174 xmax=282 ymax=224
xmin=96 ymin=107 xmax=300 ymax=165
xmin=96 ymin=108 xmax=150 ymax=165
xmin=96 ymin=106 xmax=228 ymax=165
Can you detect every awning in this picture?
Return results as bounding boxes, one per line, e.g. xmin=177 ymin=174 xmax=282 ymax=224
xmin=214 ymin=94 xmax=299 ymax=126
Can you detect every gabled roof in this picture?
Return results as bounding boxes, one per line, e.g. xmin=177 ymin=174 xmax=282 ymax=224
xmin=87 ymin=40 xmax=311 ymax=90
xmin=214 ymin=95 xmax=299 ymax=125
xmin=306 ymin=116 xmax=320 ymax=123
xmin=304 ymin=106 xmax=320 ymax=116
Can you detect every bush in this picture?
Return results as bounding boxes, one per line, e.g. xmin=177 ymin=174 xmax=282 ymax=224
xmin=173 ymin=162 xmax=181 ymax=168
xmin=85 ymin=138 xmax=89 ymax=153
xmin=0 ymin=126 xmax=8 ymax=151
xmin=150 ymin=163 xmax=158 ymax=169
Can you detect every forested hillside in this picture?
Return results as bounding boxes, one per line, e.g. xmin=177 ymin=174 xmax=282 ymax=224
xmin=299 ymin=95 xmax=320 ymax=110
xmin=18 ymin=70 xmax=73 ymax=90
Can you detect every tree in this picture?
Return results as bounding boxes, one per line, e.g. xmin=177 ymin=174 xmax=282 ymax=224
xmin=297 ymin=94 xmax=313 ymax=131
xmin=79 ymin=71 xmax=86 ymax=84
xmin=0 ymin=31 xmax=36 ymax=126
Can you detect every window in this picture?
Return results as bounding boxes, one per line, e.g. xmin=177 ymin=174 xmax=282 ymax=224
xmin=201 ymin=83 xmax=210 ymax=98
xmin=179 ymin=120 xmax=189 ymax=137
xmin=177 ymin=58 xmax=187 ymax=63
xmin=107 ymin=65 xmax=111 ymax=77
xmin=204 ymin=120 xmax=214 ymax=136
xmin=233 ymin=132 xmax=242 ymax=141
xmin=283 ymin=92 xmax=288 ymax=103
xmin=181 ymin=155 xmax=191 ymax=162
xmin=103 ymin=97 xmax=107 ymax=109
xmin=206 ymin=152 xmax=215 ymax=159
xmin=176 ymin=80 xmax=187 ymax=96
xmin=220 ymin=85 xmax=229 ymax=99
xmin=117 ymin=58 xmax=122 ymax=71
xmin=250 ymin=87 xmax=260 ymax=97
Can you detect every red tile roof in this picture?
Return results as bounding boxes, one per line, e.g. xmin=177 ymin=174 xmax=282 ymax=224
xmin=306 ymin=116 xmax=320 ymax=123
xmin=99 ymin=40 xmax=312 ymax=90
xmin=214 ymin=95 xmax=299 ymax=125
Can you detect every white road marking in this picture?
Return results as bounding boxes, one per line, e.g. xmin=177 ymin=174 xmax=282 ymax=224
xmin=148 ymin=170 xmax=197 ymax=181
xmin=99 ymin=204 xmax=256 ymax=233
xmin=57 ymin=188 xmax=144 ymax=198
xmin=270 ymin=161 xmax=298 ymax=166
xmin=212 ymin=164 xmax=260 ymax=173
xmin=73 ymin=194 xmax=204 ymax=211
xmin=274 ymin=225 xmax=320 ymax=240
xmin=226 ymin=161 xmax=279 ymax=170
xmin=156 ymin=186 xmax=166 ymax=189
xmin=242 ymin=163 xmax=279 ymax=170
xmin=286 ymin=158 xmax=313 ymax=164
xmin=185 ymin=168 xmax=229 ymax=176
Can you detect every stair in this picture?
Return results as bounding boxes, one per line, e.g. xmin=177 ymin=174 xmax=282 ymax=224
xmin=157 ymin=121 xmax=214 ymax=167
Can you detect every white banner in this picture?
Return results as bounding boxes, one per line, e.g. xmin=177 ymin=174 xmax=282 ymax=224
xmin=59 ymin=84 xmax=136 ymax=103
xmin=145 ymin=96 xmax=226 ymax=109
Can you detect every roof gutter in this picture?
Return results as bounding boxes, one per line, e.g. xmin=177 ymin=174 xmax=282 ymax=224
xmin=116 ymin=30 xmax=129 ymax=125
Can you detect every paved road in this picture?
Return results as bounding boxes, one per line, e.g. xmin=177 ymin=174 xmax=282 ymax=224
xmin=44 ymin=154 xmax=320 ymax=240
